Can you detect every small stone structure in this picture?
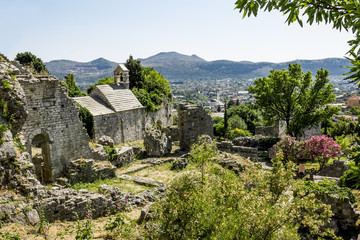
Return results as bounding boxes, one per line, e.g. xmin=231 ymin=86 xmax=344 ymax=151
xmin=74 ymin=84 xmax=145 ymax=145
xmin=66 ymin=158 xmax=116 ymax=183
xmin=178 ymin=103 xmax=213 ymax=150
xmin=18 ymin=75 xmax=92 ymax=182
xmin=296 ymin=123 xmax=322 ymax=141
xmin=255 ymin=120 xmax=286 ymax=138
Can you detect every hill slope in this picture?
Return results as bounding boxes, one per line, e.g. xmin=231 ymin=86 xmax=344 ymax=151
xmin=45 ymin=52 xmax=351 ymax=86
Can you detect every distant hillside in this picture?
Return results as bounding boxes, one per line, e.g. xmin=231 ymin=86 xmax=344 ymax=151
xmin=140 ymin=52 xmax=351 ymax=81
xmin=45 ymin=52 xmax=351 ymax=86
xmin=45 ymin=58 xmax=118 ymax=84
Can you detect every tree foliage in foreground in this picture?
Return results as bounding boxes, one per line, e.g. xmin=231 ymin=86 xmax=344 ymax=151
xmin=235 ymin=0 xmax=360 ymax=84
xmin=248 ymin=63 xmax=338 ymax=137
xmin=147 ymin=146 xmax=339 ymax=239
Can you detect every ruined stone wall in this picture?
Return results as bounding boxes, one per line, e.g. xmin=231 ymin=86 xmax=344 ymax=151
xmin=178 ymin=103 xmax=213 ymax=150
xmin=255 ymin=120 xmax=286 ymax=137
xmin=145 ymin=97 xmax=173 ymax=130
xmin=297 ymin=123 xmax=322 ymax=141
xmin=19 ymin=76 xmax=91 ymax=180
xmin=93 ymin=108 xmax=145 ymax=145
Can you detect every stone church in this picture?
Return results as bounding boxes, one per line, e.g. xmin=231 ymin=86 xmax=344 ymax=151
xmin=73 ymin=64 xmax=145 ymax=145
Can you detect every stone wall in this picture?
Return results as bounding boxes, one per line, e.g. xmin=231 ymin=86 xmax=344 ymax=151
xmin=19 ymin=75 xmax=91 ymax=181
xmin=145 ymin=96 xmax=173 ymax=130
xmin=178 ymin=103 xmax=213 ymax=150
xmin=255 ymin=120 xmax=286 ymax=138
xmin=93 ymin=108 xmax=145 ymax=145
xmin=297 ymin=123 xmax=322 ymax=141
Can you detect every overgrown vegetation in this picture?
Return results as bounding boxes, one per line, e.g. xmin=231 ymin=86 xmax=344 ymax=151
xmin=78 ymin=105 xmax=94 ymax=139
xmin=15 ymin=52 xmax=49 ymax=75
xmin=298 ymin=178 xmax=355 ymax=204
xmin=64 ymin=74 xmax=87 ymax=97
xmin=146 ymin=144 xmax=339 ymax=240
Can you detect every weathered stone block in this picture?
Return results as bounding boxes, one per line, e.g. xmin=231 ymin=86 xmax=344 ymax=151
xmin=144 ymin=129 xmax=172 ymax=157
xmin=66 ymin=159 xmax=116 ymax=183
xmin=111 ymin=147 xmax=134 ymax=167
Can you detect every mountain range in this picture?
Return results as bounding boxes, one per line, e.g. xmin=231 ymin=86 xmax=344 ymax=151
xmin=45 ymin=51 xmax=351 ymax=86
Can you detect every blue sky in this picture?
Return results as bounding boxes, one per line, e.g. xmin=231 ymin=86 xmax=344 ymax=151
xmin=1 ymin=0 xmax=354 ymax=63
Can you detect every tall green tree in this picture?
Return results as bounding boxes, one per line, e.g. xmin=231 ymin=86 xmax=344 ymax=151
xmin=248 ymin=63 xmax=338 ymax=137
xmin=125 ymin=56 xmax=171 ymax=112
xmin=234 ymin=0 xmax=360 ymax=84
xmin=125 ymin=55 xmax=145 ymax=89
xmin=227 ymin=103 xmax=264 ymax=134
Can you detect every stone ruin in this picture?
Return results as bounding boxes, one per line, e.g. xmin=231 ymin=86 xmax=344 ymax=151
xmin=255 ymin=120 xmax=286 ymax=138
xmin=18 ymin=74 xmax=92 ymax=182
xmin=255 ymin=120 xmax=321 ymax=140
xmin=178 ymin=103 xmax=213 ymax=150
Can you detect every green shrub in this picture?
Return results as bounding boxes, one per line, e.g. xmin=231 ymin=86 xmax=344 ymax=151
xmin=104 ymin=146 xmax=118 ymax=162
xmin=15 ymin=52 xmax=49 ymax=75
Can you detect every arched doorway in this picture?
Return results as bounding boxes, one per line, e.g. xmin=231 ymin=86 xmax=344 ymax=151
xmin=31 ymin=134 xmax=52 ymax=183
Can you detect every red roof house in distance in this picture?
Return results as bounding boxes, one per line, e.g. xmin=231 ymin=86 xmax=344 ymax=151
xmin=347 ymin=95 xmax=360 ymax=107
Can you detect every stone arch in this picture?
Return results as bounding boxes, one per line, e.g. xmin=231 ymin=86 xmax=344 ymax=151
xmin=29 ymin=131 xmax=53 ymax=183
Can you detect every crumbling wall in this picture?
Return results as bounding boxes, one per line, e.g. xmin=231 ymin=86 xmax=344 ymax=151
xmin=178 ymin=103 xmax=213 ymax=150
xmin=145 ymin=96 xmax=173 ymax=130
xmin=93 ymin=108 xmax=145 ymax=145
xmin=19 ymin=75 xmax=91 ymax=181
xmin=297 ymin=123 xmax=322 ymax=141
xmin=255 ymin=120 xmax=286 ymax=137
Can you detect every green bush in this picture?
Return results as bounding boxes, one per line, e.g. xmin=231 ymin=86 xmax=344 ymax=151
xmin=15 ymin=52 xmax=49 ymax=75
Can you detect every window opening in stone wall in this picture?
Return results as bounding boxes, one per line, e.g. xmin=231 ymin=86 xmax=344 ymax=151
xmin=31 ymin=134 xmax=52 ymax=183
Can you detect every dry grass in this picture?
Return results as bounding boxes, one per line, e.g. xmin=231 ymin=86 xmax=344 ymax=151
xmin=116 ymin=139 xmax=145 ymax=149
xmin=130 ymin=162 xmax=200 ymax=185
xmin=70 ymin=177 xmax=152 ymax=194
